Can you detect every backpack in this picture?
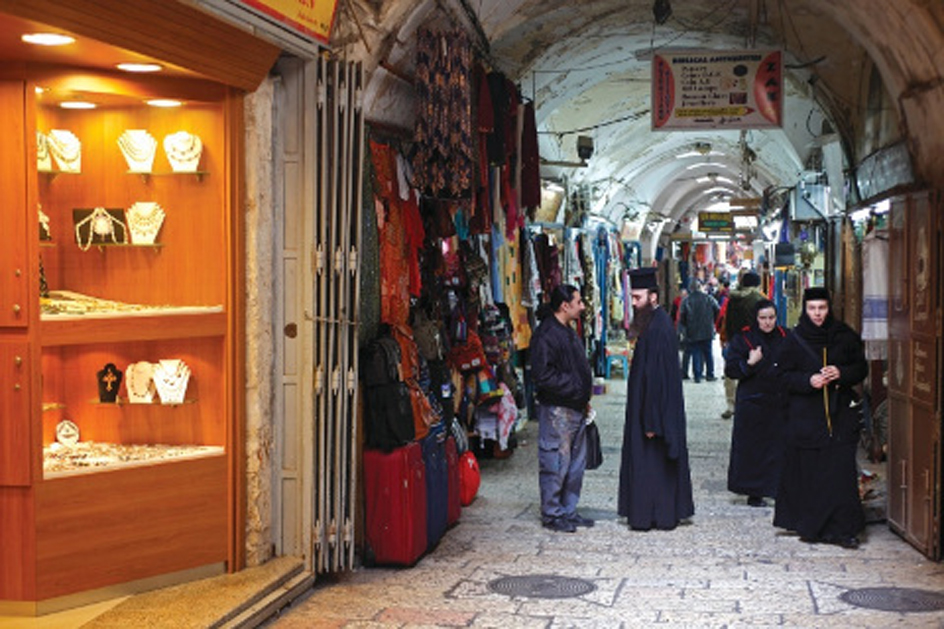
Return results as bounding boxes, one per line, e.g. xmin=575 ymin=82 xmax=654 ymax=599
xmin=361 ymin=334 xmax=402 ymax=388
xmin=413 ymin=310 xmax=445 ymax=362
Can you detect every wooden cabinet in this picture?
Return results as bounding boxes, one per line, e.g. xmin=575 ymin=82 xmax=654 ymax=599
xmin=0 ymin=75 xmax=241 ymax=606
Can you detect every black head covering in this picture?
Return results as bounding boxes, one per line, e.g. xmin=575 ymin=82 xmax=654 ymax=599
xmin=797 ymin=287 xmax=834 ymax=347
xmin=803 ymin=286 xmax=830 ymax=304
xmin=630 ymin=267 xmax=658 ymax=291
xmin=741 ymin=271 xmax=761 ymax=288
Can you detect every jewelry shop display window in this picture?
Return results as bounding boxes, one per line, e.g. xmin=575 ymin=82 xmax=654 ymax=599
xmin=0 ymin=4 xmax=279 ymax=611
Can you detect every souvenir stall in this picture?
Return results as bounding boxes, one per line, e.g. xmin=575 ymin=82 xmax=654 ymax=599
xmin=359 ymin=22 xmax=543 ymax=565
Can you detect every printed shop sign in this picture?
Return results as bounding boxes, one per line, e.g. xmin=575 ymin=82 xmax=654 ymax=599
xmin=652 ymin=50 xmax=782 ymax=130
xmin=237 ymin=0 xmax=338 ymax=44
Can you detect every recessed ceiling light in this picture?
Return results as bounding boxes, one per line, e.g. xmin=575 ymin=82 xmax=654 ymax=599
xmin=22 ymin=33 xmax=75 ymax=46
xmin=60 ymin=101 xmax=96 ymax=110
xmin=117 ymin=63 xmax=163 ymax=73
xmin=147 ymin=99 xmax=182 ymax=108
xmin=35 ymin=86 xmax=45 ymax=94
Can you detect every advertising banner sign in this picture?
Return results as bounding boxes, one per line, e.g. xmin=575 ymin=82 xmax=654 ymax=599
xmin=652 ymin=50 xmax=782 ymax=130
xmin=237 ymin=0 xmax=338 ymax=44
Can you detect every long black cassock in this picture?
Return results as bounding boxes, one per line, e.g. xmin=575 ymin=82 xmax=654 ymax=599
xmin=774 ymin=314 xmax=868 ymax=542
xmin=724 ymin=322 xmax=789 ymax=499
xmin=618 ymin=307 xmax=695 ymax=530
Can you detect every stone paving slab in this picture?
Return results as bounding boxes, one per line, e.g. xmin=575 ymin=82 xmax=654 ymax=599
xmin=265 ymin=368 xmax=944 ymax=628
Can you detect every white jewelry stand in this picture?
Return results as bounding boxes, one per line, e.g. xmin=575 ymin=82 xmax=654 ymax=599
xmin=126 ymin=202 xmax=165 ymax=245
xmin=37 ymin=131 xmax=53 ymax=172
xmin=163 ymin=131 xmax=203 ymax=172
xmin=118 ymin=129 xmax=158 ymax=173
xmin=48 ymin=129 xmax=82 ymax=173
xmin=126 ymin=361 xmax=157 ymax=404
xmin=153 ymin=359 xmax=191 ymax=405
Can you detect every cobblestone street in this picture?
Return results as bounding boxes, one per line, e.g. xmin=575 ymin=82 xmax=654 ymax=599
xmin=267 ymin=369 xmax=944 ymax=628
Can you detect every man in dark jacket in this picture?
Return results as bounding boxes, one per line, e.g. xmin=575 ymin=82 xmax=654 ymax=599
xmin=680 ymin=279 xmax=720 ymax=382
xmin=530 ymin=284 xmax=594 ymax=533
xmin=618 ymin=268 xmax=695 ymax=530
xmin=774 ymin=287 xmax=868 ymax=549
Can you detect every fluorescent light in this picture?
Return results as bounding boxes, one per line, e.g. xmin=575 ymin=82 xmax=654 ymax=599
xmin=22 ymin=33 xmax=75 ymax=46
xmin=117 ymin=63 xmax=163 ymax=73
xmin=60 ymin=101 xmax=96 ymax=109
xmin=147 ymin=99 xmax=182 ymax=108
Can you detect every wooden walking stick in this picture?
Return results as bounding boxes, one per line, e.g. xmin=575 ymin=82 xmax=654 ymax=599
xmin=823 ymin=347 xmax=833 ymax=436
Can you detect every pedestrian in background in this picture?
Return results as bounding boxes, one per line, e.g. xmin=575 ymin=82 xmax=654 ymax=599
xmin=672 ymin=287 xmax=692 ymax=378
xmin=725 ymin=299 xmax=788 ymax=507
xmin=618 ymin=267 xmax=694 ymax=531
xmin=679 ymin=279 xmax=720 ymax=382
xmin=720 ymin=270 xmax=767 ymax=418
xmin=530 ymin=284 xmax=595 ymax=533
xmin=774 ymin=287 xmax=868 ymax=549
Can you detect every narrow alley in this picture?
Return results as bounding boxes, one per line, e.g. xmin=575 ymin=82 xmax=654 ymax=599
xmin=265 ymin=366 xmax=943 ymax=628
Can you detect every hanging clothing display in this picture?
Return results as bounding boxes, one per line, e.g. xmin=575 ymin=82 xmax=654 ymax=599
xmin=861 ymin=229 xmax=889 ymax=360
xmin=412 ymin=28 xmax=474 ymax=198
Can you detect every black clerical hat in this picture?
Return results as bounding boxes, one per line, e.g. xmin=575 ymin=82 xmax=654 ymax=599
xmin=803 ymin=286 xmax=830 ymax=303
xmin=630 ymin=267 xmax=658 ymax=290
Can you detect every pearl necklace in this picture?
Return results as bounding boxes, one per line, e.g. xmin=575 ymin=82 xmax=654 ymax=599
xmin=126 ymin=202 xmax=165 ymax=245
xmin=117 ymin=129 xmax=158 ymax=173
xmin=75 ymin=207 xmax=128 ymax=251
xmin=37 ymin=131 xmax=53 ymax=171
xmin=48 ymin=129 xmax=82 ymax=173
xmin=125 ymin=361 xmax=156 ymax=404
xmin=163 ymin=131 xmax=203 ymax=172
xmin=153 ymin=359 xmax=191 ymax=405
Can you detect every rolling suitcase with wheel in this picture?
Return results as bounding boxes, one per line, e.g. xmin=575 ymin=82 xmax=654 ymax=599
xmin=421 ymin=422 xmax=448 ymax=550
xmin=445 ymin=435 xmax=461 ymax=526
xmin=363 ymin=442 xmax=427 ymax=566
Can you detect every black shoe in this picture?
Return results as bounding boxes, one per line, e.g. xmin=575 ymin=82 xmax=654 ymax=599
xmin=681 ymin=375 xmax=690 ymax=380
xmin=721 ymin=410 xmax=734 ymax=419
xmin=839 ymin=536 xmax=860 ymax=549
xmin=706 ymin=376 xmax=717 ymax=382
xmin=543 ymin=518 xmax=577 ymax=533
xmin=747 ymin=496 xmax=767 ymax=508
xmin=568 ymin=514 xmax=595 ymax=528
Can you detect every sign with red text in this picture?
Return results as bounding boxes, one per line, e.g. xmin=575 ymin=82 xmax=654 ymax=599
xmin=652 ymin=50 xmax=782 ymax=130
xmin=237 ymin=0 xmax=338 ymax=44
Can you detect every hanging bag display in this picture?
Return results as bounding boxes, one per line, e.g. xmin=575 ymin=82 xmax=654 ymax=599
xmin=585 ymin=413 xmax=604 ymax=470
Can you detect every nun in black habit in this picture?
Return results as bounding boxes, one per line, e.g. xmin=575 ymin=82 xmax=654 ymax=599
xmin=774 ymin=287 xmax=868 ymax=548
xmin=618 ymin=268 xmax=694 ymax=530
xmin=724 ymin=299 xmax=789 ymax=507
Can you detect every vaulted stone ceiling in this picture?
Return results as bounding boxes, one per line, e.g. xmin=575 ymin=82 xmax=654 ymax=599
xmin=340 ymin=0 xmax=943 ymax=243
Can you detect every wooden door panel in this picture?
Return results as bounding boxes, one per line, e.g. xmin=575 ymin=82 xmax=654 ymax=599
xmin=0 ymin=81 xmax=29 ymax=328
xmin=887 ymin=393 xmax=909 ymax=534
xmin=909 ymin=403 xmax=936 ymax=556
xmin=0 ymin=339 xmax=32 ymax=485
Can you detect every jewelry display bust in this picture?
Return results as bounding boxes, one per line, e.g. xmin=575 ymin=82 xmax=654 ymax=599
xmin=97 ymin=363 xmax=123 ymax=403
xmin=48 ymin=129 xmax=82 ymax=173
xmin=153 ymin=359 xmax=191 ymax=405
xmin=125 ymin=361 xmax=157 ymax=404
xmin=163 ymin=131 xmax=203 ymax=172
xmin=37 ymin=131 xmax=53 ymax=172
xmin=126 ymin=202 xmax=165 ymax=244
xmin=74 ymin=207 xmax=128 ymax=250
xmin=118 ymin=129 xmax=158 ymax=173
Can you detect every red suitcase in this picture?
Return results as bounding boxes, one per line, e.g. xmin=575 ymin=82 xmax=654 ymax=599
xmin=363 ymin=442 xmax=427 ymax=566
xmin=445 ymin=435 xmax=462 ymax=526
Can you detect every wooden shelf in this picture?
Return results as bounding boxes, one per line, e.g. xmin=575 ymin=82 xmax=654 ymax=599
xmin=41 ymin=310 xmax=226 ymax=346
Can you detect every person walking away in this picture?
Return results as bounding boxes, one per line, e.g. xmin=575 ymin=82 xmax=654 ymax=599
xmin=725 ymin=299 xmax=788 ymax=507
xmin=721 ymin=270 xmax=766 ymax=418
xmin=679 ymin=279 xmax=720 ymax=382
xmin=673 ymin=288 xmax=693 ymax=379
xmin=618 ymin=267 xmax=694 ymax=531
xmin=530 ymin=284 xmax=595 ymax=533
xmin=774 ymin=287 xmax=868 ymax=549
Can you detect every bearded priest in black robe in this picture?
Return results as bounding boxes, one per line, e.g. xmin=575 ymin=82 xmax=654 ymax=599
xmin=618 ymin=267 xmax=695 ymax=530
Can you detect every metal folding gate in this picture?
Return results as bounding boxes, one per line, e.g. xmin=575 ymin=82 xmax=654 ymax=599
xmin=275 ymin=56 xmax=364 ymax=574
xmin=310 ymin=57 xmax=364 ymax=572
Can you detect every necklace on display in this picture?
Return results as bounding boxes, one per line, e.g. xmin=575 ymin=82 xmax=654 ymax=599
xmin=75 ymin=207 xmax=128 ymax=251
xmin=39 ymin=205 xmax=51 ymax=240
xmin=37 ymin=131 xmax=53 ymax=171
xmin=118 ymin=129 xmax=158 ymax=173
xmin=153 ymin=359 xmax=191 ymax=405
xmin=48 ymin=129 xmax=82 ymax=173
xmin=125 ymin=361 xmax=156 ymax=404
xmin=126 ymin=202 xmax=165 ymax=245
xmin=163 ymin=131 xmax=203 ymax=172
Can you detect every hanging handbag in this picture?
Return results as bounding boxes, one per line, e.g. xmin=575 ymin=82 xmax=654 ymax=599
xmin=585 ymin=417 xmax=603 ymax=470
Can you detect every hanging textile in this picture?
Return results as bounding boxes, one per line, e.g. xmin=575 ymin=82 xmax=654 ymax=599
xmin=519 ymin=101 xmax=541 ymax=211
xmin=412 ymin=28 xmax=474 ymax=198
xmin=370 ymin=139 xmax=411 ymax=325
xmin=861 ymin=229 xmax=889 ymax=360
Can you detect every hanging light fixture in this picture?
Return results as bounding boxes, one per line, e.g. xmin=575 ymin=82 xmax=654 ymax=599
xmin=653 ymin=0 xmax=673 ymax=25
